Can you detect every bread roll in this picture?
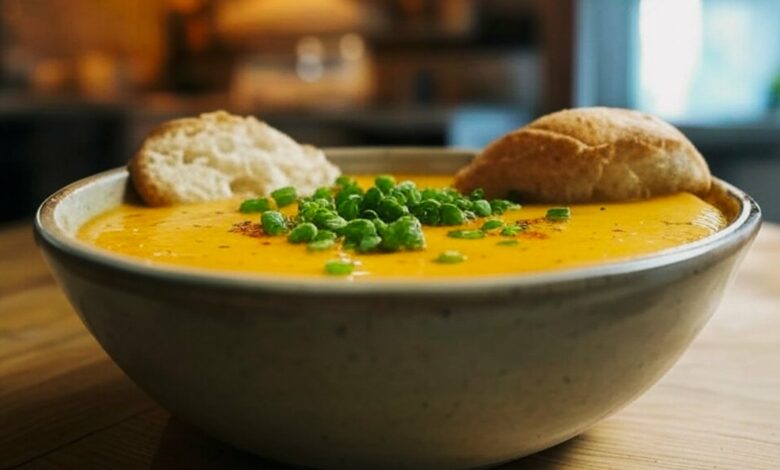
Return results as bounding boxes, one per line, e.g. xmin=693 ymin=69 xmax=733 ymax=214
xmin=129 ymin=111 xmax=340 ymax=206
xmin=453 ymin=107 xmax=711 ymax=202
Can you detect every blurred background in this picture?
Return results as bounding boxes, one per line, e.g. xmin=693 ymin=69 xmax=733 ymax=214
xmin=1 ymin=0 xmax=778 ymax=223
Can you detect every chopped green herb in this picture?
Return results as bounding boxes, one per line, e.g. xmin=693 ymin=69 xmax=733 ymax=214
xmin=239 ymin=197 xmax=271 ymax=213
xmin=312 ymin=186 xmax=332 ymax=200
xmin=500 ymin=225 xmax=521 ymax=237
xmin=307 ymin=239 xmax=335 ymax=251
xmin=472 ymin=199 xmax=492 ymax=217
xmin=341 ymin=219 xmax=377 ymax=243
xmin=357 ymin=235 xmax=382 ymax=252
xmin=490 ymin=199 xmax=518 ymax=215
xmin=287 ymin=222 xmax=318 ymax=243
xmin=375 ymin=174 xmax=396 ymax=193
xmin=380 ymin=216 xmax=425 ymax=251
xmin=481 ymin=219 xmax=503 ymax=231
xmin=271 ymin=186 xmax=297 ymax=208
xmin=447 ymin=229 xmax=485 ymax=239
xmin=313 ymin=230 xmax=337 ymax=242
xmin=546 ymin=207 xmax=571 ymax=221
xmin=434 ymin=250 xmax=467 ymax=264
xmin=413 ymin=199 xmax=441 ymax=225
xmin=322 ymin=216 xmax=348 ymax=231
xmin=440 ymin=203 xmax=465 ymax=226
xmin=496 ymin=239 xmax=519 ymax=246
xmin=469 ymin=188 xmax=485 ymax=200
xmin=361 ymin=187 xmax=383 ymax=210
xmin=335 ymin=176 xmax=356 ymax=187
xmin=325 ymin=259 xmax=354 ymax=276
xmin=261 ymin=211 xmax=287 ymax=235
xmin=337 ymin=194 xmax=362 ymax=220
xmin=377 ymin=197 xmax=409 ymax=222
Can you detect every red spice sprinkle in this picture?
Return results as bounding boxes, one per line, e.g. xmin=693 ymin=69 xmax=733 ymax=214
xmin=229 ymin=221 xmax=264 ymax=238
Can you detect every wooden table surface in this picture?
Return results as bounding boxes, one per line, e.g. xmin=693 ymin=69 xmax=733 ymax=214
xmin=2 ymin=222 xmax=779 ymax=469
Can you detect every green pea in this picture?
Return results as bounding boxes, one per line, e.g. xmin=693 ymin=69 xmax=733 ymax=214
xmin=413 ymin=199 xmax=441 ymax=225
xmin=357 ymin=235 xmax=383 ymax=252
xmin=313 ymin=230 xmax=337 ymax=242
xmin=378 ymin=198 xmax=409 ymax=222
xmin=287 ymin=222 xmax=318 ymax=243
xmin=447 ymin=229 xmax=485 ymax=239
xmin=325 ymin=259 xmax=354 ymax=276
xmin=434 ymin=250 xmax=467 ymax=264
xmin=337 ymin=194 xmax=362 ymax=220
xmin=313 ymin=186 xmax=332 ymax=200
xmin=271 ymin=186 xmax=297 ymax=208
xmin=261 ymin=211 xmax=287 ymax=236
xmin=307 ymin=239 xmax=335 ymax=251
xmin=341 ymin=219 xmax=377 ymax=243
xmin=239 ymin=197 xmax=271 ymax=213
xmin=375 ymin=174 xmax=396 ymax=193
xmin=481 ymin=219 xmax=504 ymax=231
xmin=361 ymin=187 xmax=383 ymax=210
xmin=546 ymin=207 xmax=571 ymax=221
xmin=472 ymin=199 xmax=492 ymax=217
xmin=440 ymin=203 xmax=465 ymax=226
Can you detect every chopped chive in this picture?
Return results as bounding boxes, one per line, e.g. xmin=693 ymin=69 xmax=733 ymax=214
xmin=239 ymin=197 xmax=271 ymax=213
xmin=307 ymin=239 xmax=335 ymax=251
xmin=322 ymin=215 xmax=348 ymax=231
xmin=434 ymin=250 xmax=467 ymax=264
xmin=337 ymin=194 xmax=362 ymax=220
xmin=312 ymin=186 xmax=332 ymax=200
xmin=481 ymin=219 xmax=503 ymax=231
xmin=313 ymin=230 xmax=337 ymax=242
xmin=472 ymin=199 xmax=492 ymax=217
xmin=496 ymin=239 xmax=519 ymax=246
xmin=447 ymin=229 xmax=485 ymax=239
xmin=325 ymin=259 xmax=354 ymax=276
xmin=546 ymin=207 xmax=571 ymax=221
xmin=501 ymin=225 xmax=521 ymax=236
xmin=440 ymin=203 xmax=465 ymax=225
xmin=375 ymin=174 xmax=396 ymax=193
xmin=377 ymin=198 xmax=409 ymax=222
xmin=469 ymin=188 xmax=485 ymax=200
xmin=335 ymin=176 xmax=355 ymax=187
xmin=261 ymin=211 xmax=287 ymax=235
xmin=341 ymin=219 xmax=377 ymax=243
xmin=271 ymin=186 xmax=297 ymax=208
xmin=287 ymin=222 xmax=318 ymax=243
xmin=357 ymin=235 xmax=382 ymax=252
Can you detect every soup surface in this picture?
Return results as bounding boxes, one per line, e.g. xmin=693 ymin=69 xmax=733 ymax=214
xmin=77 ymin=175 xmax=727 ymax=280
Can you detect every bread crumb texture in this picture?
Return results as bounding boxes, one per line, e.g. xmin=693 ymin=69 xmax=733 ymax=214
xmin=129 ymin=111 xmax=341 ymax=206
xmin=454 ymin=107 xmax=711 ymax=202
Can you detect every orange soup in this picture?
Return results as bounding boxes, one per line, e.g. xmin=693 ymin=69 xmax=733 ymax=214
xmin=77 ymin=175 xmax=727 ymax=279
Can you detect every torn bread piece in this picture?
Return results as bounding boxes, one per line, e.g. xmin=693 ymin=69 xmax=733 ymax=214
xmin=454 ymin=107 xmax=711 ymax=202
xmin=129 ymin=111 xmax=341 ymax=206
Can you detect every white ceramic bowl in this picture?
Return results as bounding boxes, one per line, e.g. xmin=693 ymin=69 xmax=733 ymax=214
xmin=35 ymin=149 xmax=761 ymax=469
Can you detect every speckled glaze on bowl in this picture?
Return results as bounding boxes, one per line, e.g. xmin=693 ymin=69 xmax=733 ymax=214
xmin=35 ymin=149 xmax=761 ymax=470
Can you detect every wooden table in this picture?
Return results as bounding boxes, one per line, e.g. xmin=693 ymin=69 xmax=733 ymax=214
xmin=2 ymin=223 xmax=779 ymax=469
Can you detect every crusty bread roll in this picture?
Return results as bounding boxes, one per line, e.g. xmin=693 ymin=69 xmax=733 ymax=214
xmin=453 ymin=107 xmax=711 ymax=202
xmin=129 ymin=111 xmax=340 ymax=206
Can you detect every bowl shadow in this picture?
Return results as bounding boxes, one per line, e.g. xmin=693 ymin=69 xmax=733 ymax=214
xmin=150 ymin=415 xmax=582 ymax=470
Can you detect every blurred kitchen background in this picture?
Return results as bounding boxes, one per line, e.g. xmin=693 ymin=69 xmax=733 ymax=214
xmin=1 ymin=0 xmax=779 ymax=222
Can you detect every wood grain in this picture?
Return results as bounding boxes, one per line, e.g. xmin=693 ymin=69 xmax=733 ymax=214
xmin=1 ymin=223 xmax=779 ymax=469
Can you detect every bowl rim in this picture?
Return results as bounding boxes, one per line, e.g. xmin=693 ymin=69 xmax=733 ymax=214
xmin=34 ymin=147 xmax=762 ymax=296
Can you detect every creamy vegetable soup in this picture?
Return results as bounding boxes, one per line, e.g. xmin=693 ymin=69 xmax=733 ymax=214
xmin=77 ymin=175 xmax=727 ymax=279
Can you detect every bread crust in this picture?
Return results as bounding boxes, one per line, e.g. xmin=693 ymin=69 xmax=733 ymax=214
xmin=453 ymin=107 xmax=711 ymax=202
xmin=129 ymin=118 xmax=196 ymax=207
xmin=129 ymin=111 xmax=340 ymax=206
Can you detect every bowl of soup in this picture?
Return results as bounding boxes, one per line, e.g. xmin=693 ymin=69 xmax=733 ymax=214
xmin=35 ymin=148 xmax=760 ymax=470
